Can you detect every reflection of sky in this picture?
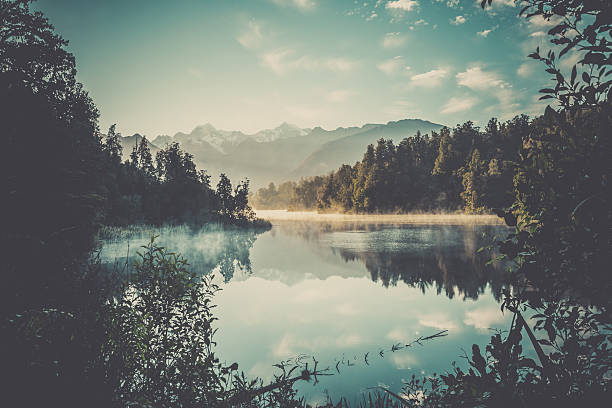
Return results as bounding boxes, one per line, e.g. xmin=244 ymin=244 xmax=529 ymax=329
xmin=100 ymin=221 xmax=520 ymax=403
xmin=214 ymin=275 xmax=511 ymax=404
xmin=211 ymin=222 xmax=513 ymax=404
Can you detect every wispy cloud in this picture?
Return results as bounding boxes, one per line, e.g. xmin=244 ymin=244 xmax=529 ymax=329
xmin=385 ymin=0 xmax=419 ymax=11
xmin=366 ymin=11 xmax=378 ymax=21
xmin=418 ymin=313 xmax=459 ymax=330
xmin=477 ymin=25 xmax=498 ymax=37
xmin=456 ymin=66 xmax=507 ymax=90
xmin=451 ymin=15 xmax=466 ymax=25
xmin=270 ymin=0 xmax=316 ymax=11
xmin=377 ymin=56 xmax=410 ymax=75
xmin=527 ymin=14 xmax=561 ymax=28
xmin=237 ymin=20 xmax=263 ymax=49
xmin=517 ymin=62 xmax=534 ymax=78
xmin=457 ymin=65 xmax=521 ymax=117
xmin=391 ymin=353 xmax=418 ymax=369
xmin=326 ymin=89 xmax=357 ymax=103
xmin=382 ymin=32 xmax=408 ymax=48
xmin=411 ymin=68 xmax=449 ymax=87
xmin=464 ymin=306 xmax=506 ymax=331
xmin=441 ymin=96 xmax=479 ymax=114
xmin=261 ymin=49 xmax=358 ymax=75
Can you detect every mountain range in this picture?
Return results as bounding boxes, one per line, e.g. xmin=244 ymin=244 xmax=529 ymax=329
xmin=119 ymin=119 xmax=444 ymax=188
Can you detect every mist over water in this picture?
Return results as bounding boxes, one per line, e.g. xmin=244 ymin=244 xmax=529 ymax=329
xmin=99 ymin=218 xmax=513 ymax=404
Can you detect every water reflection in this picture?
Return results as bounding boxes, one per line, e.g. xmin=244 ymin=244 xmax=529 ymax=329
xmin=99 ymin=220 xmax=513 ymax=404
xmin=256 ymin=221 xmax=509 ymax=301
xmin=99 ymin=225 xmax=258 ymax=282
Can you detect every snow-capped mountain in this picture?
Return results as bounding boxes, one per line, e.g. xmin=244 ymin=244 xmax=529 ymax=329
xmin=251 ymin=122 xmax=311 ymax=143
xmin=119 ymin=118 xmax=444 ymax=188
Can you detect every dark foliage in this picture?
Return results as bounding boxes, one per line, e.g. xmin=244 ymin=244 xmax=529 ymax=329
xmin=252 ymin=118 xmax=529 ymax=214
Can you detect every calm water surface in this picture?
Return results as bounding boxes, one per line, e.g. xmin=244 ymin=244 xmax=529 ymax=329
xmin=101 ymin=220 xmax=513 ymax=405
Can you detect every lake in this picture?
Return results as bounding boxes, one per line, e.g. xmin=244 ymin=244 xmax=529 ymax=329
xmin=100 ymin=213 xmax=514 ymax=406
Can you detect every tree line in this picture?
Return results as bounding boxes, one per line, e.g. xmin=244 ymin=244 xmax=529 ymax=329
xmin=101 ymin=124 xmax=255 ymax=226
xmin=252 ymin=116 xmax=529 ymax=214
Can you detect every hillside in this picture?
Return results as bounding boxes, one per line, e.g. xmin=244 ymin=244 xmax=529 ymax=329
xmin=291 ymin=119 xmax=444 ymax=179
xmin=118 ymin=119 xmax=444 ymax=188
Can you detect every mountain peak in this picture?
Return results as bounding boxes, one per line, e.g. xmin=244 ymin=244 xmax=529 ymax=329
xmin=277 ymin=122 xmax=297 ymax=130
xmin=192 ymin=123 xmax=216 ymax=134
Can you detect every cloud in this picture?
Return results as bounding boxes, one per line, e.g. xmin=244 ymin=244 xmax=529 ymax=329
xmin=386 ymin=0 xmax=419 ymax=11
xmin=237 ymin=20 xmax=263 ymax=49
xmin=527 ymin=14 xmax=561 ymax=28
xmin=382 ymin=32 xmax=408 ymax=48
xmin=387 ymin=328 xmax=412 ymax=343
xmin=516 ymin=62 xmax=536 ymax=78
xmin=441 ymin=96 xmax=479 ymax=114
xmin=418 ymin=313 xmax=459 ymax=330
xmin=446 ymin=0 xmax=459 ymax=7
xmin=464 ymin=307 xmax=506 ymax=331
xmin=335 ymin=334 xmax=364 ymax=347
xmin=270 ymin=0 xmax=316 ymax=11
xmin=414 ymin=19 xmax=428 ymax=25
xmin=391 ymin=353 xmax=418 ymax=369
xmin=559 ymin=51 xmax=581 ymax=70
xmin=327 ymin=89 xmax=357 ymax=103
xmin=366 ymin=11 xmax=378 ymax=21
xmin=477 ymin=25 xmax=497 ymax=37
xmin=451 ymin=15 xmax=466 ymax=25
xmin=410 ymin=68 xmax=449 ymax=87
xmin=456 ymin=66 xmax=520 ymax=115
xmin=529 ymin=31 xmax=546 ymax=37
xmin=260 ymin=49 xmax=357 ymax=74
xmin=378 ymin=56 xmax=410 ymax=75
xmin=456 ymin=66 xmax=507 ymax=90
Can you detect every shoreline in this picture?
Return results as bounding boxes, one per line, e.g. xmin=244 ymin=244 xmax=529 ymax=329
xmin=254 ymin=209 xmax=505 ymax=225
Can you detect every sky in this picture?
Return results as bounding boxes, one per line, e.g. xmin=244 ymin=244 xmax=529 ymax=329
xmin=34 ymin=0 xmax=567 ymax=136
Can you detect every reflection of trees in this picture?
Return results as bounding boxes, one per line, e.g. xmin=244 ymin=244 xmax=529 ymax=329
xmin=334 ymin=225 xmax=509 ymax=301
xmin=102 ymin=226 xmax=260 ymax=283
xmin=271 ymin=221 xmax=509 ymax=301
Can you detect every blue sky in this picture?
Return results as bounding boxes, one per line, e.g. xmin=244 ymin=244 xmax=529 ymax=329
xmin=34 ymin=0 xmax=567 ymax=136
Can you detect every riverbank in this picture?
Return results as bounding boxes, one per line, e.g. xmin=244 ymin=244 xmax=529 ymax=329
xmin=254 ymin=209 xmax=504 ymax=225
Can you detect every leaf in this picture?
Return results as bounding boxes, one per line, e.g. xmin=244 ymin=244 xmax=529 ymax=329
xmin=583 ymin=72 xmax=591 ymax=83
xmin=571 ymin=65 xmax=577 ymax=84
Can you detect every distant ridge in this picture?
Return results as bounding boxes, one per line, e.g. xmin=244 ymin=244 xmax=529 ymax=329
xmin=118 ymin=118 xmax=445 ymax=187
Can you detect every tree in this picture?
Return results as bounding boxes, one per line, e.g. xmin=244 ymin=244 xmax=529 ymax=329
xmin=216 ymin=173 xmax=234 ymax=219
xmin=103 ymin=123 xmax=123 ymax=163
xmin=233 ymin=178 xmax=255 ymax=221
xmin=0 ymin=0 xmax=99 ymax=129
xmin=483 ymin=0 xmax=612 ymax=108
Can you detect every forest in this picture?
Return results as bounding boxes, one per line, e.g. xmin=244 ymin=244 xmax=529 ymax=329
xmin=251 ymin=116 xmax=529 ymax=213
xmin=101 ymin=124 xmax=258 ymax=226
xmin=2 ymin=0 xmax=612 ymax=407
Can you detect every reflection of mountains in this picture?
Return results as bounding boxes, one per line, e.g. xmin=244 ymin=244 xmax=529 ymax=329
xmin=273 ymin=221 xmax=510 ymax=301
